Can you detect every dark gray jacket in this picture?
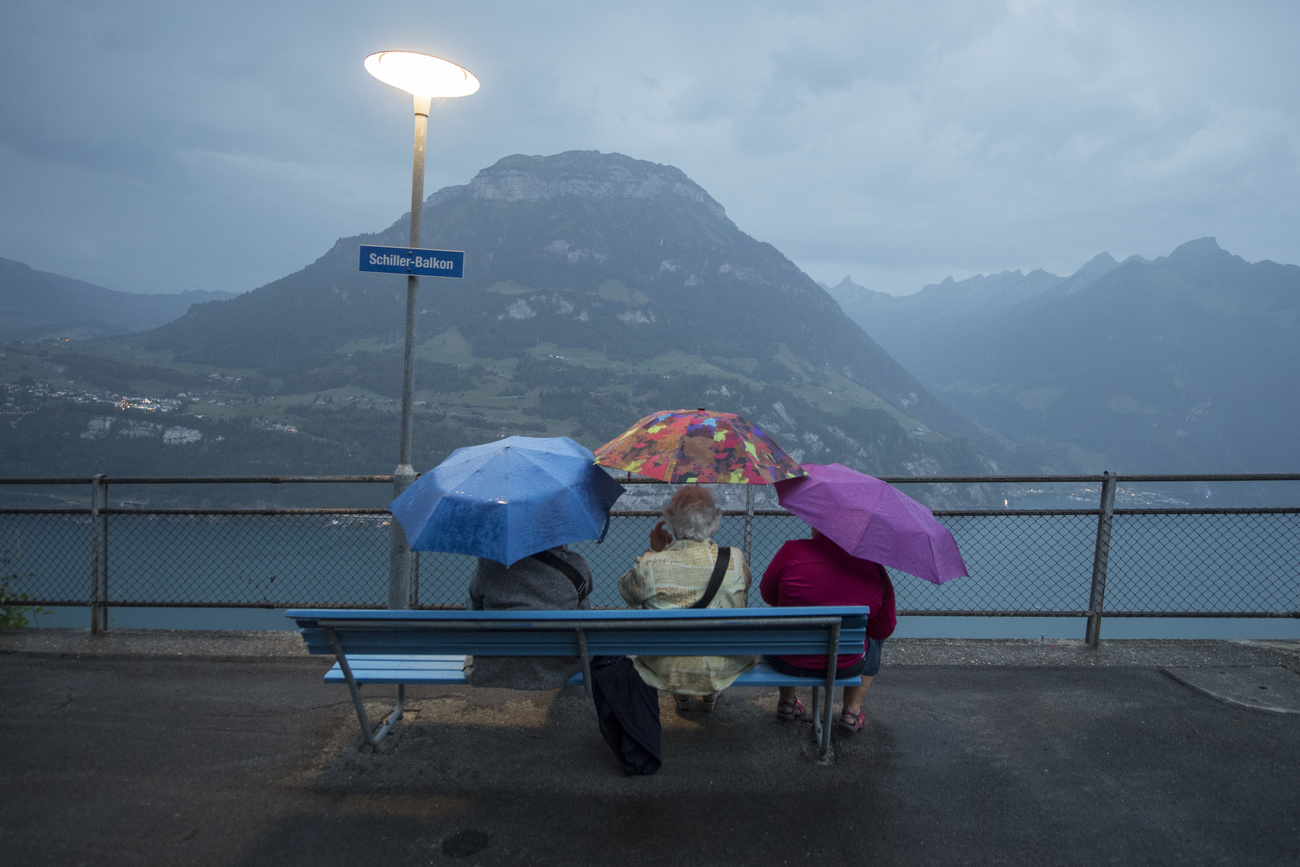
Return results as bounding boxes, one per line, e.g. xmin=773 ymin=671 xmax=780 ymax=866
xmin=465 ymin=546 xmax=593 ymax=689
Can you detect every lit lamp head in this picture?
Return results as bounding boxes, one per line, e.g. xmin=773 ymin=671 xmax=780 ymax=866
xmin=364 ymin=51 xmax=479 ymax=108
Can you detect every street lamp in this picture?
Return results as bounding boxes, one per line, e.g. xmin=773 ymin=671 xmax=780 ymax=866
xmin=365 ymin=50 xmax=479 ymax=609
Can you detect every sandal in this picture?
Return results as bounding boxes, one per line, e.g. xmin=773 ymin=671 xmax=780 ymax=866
xmin=776 ymin=698 xmax=806 ymax=721
xmin=700 ymin=692 xmax=719 ymax=713
xmin=838 ymin=709 xmax=865 ymax=733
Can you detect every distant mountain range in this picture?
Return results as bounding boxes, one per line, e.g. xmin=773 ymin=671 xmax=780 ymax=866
xmin=7 ymin=152 xmax=1294 ymax=478
xmin=1 ymin=151 xmax=1007 ymax=485
xmin=0 ymin=257 xmax=236 ymax=341
xmin=826 ymin=238 xmax=1300 ymax=472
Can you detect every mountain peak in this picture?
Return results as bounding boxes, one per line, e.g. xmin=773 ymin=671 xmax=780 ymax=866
xmin=1167 ymin=237 xmax=1223 ymax=261
xmin=131 ymin=149 xmax=1003 ymax=478
xmin=1077 ymin=251 xmax=1119 ymax=276
xmin=1055 ymin=251 xmax=1121 ymax=294
xmin=431 ymin=150 xmax=729 ymax=222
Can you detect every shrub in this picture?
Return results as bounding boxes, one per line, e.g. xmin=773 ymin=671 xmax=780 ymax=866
xmin=0 ymin=555 xmax=47 ymax=632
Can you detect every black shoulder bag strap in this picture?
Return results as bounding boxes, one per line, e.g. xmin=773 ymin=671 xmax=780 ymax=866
xmin=531 ymin=550 xmax=591 ymax=603
xmin=690 ymin=546 xmax=731 ymax=609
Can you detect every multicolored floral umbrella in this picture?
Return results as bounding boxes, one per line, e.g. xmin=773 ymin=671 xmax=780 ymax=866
xmin=594 ymin=409 xmax=807 ymax=484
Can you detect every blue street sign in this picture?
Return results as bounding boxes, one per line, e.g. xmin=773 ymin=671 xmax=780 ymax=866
xmin=358 ymin=245 xmax=464 ymax=278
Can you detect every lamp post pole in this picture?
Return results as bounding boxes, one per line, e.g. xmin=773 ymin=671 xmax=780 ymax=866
xmin=364 ymin=51 xmax=479 ymax=610
xmin=388 ymin=92 xmax=432 ymax=610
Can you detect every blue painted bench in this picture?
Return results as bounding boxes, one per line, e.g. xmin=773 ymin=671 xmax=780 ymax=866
xmin=287 ymin=605 xmax=869 ymax=757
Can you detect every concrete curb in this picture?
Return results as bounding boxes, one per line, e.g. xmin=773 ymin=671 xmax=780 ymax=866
xmin=1161 ymin=665 xmax=1300 ymax=713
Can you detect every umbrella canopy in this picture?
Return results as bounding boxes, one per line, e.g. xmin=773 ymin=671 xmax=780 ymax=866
xmin=774 ymin=462 xmax=968 ymax=584
xmin=388 ymin=436 xmax=626 ymax=566
xmin=594 ymin=409 xmax=806 ymax=484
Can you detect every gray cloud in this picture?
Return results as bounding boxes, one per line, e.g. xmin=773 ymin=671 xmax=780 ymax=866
xmin=1 ymin=0 xmax=1296 ymax=297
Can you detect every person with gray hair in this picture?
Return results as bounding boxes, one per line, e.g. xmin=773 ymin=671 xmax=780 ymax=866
xmin=618 ymin=486 xmax=757 ymax=711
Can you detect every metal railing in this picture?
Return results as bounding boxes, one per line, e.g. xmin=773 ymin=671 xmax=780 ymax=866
xmin=2 ymin=473 xmax=1297 ymax=644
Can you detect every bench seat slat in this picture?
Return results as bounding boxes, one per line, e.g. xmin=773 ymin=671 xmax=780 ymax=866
xmin=299 ymin=626 xmax=867 ymax=658
xmin=737 ymin=662 xmax=861 ymax=687
xmin=323 ymin=657 xmax=861 ymax=688
xmin=333 ymin=654 xmax=467 ymax=672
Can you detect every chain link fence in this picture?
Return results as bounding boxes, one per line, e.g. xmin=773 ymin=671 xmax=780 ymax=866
xmin=1105 ymin=509 xmax=1300 ymax=615
xmin=3 ymin=475 xmax=1297 ymax=640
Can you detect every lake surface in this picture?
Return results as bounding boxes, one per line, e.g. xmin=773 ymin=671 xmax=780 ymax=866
xmin=9 ymin=503 xmax=1297 ymax=641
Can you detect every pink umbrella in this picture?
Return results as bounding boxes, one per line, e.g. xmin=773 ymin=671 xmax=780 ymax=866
xmin=774 ymin=463 xmax=968 ymax=585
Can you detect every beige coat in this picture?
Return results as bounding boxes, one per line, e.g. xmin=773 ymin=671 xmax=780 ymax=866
xmin=617 ymin=539 xmax=758 ymax=694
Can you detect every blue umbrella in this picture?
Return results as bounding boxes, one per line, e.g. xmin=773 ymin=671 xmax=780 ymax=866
xmin=388 ymin=436 xmax=626 ymax=566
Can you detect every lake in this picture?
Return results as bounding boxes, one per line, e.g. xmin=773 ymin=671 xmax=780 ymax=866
xmin=9 ymin=504 xmax=1297 ymax=641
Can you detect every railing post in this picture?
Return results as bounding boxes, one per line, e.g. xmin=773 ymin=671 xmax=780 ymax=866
xmin=389 ymin=469 xmax=415 ymax=610
xmin=1085 ymin=471 xmax=1117 ymax=647
xmin=90 ymin=475 xmax=108 ymax=634
xmin=742 ymin=485 xmax=754 ymax=567
xmin=410 ymin=551 xmax=420 ymax=608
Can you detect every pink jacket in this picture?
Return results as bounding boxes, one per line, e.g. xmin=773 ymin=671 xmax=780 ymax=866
xmin=760 ymin=535 xmax=897 ymax=670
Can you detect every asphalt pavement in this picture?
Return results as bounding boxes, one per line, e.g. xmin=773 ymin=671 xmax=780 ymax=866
xmin=1 ymin=629 xmax=1298 ymax=866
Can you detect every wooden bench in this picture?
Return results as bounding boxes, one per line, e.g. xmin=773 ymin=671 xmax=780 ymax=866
xmin=286 ymin=605 xmax=869 ymax=757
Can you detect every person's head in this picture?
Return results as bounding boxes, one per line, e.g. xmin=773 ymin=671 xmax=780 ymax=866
xmin=662 ymin=486 xmax=722 ymax=542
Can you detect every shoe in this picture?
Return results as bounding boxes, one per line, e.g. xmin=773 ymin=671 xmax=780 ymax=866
xmin=776 ymin=698 xmax=806 ymax=721
xmin=674 ymin=694 xmax=693 ymax=713
xmin=700 ymin=692 xmax=719 ymax=713
xmin=838 ymin=709 xmax=865 ymax=733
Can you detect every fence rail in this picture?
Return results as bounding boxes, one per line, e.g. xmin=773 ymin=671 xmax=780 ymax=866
xmin=2 ymin=473 xmax=1297 ymax=645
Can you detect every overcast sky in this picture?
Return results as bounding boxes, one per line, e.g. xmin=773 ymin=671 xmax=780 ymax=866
xmin=2 ymin=0 xmax=1297 ymax=297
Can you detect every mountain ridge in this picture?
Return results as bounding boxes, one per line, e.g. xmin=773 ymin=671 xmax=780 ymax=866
xmin=826 ymin=238 xmax=1300 ymax=471
xmin=0 ymin=257 xmax=237 ymax=341
xmin=3 ymin=151 xmax=1012 ymax=485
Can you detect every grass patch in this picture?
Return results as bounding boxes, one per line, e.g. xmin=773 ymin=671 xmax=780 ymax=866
xmin=593 ymin=280 xmax=652 ymax=306
xmin=1016 ymin=388 xmax=1067 ymax=411
xmin=484 ymin=280 xmax=537 ymax=296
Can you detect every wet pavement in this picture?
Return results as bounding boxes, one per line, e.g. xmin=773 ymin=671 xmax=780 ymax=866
xmin=2 ymin=630 xmax=1298 ymax=866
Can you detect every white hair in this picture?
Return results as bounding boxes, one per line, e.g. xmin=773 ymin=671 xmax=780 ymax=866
xmin=663 ymin=487 xmax=722 ymax=542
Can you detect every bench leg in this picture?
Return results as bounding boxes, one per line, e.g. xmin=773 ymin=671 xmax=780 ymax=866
xmin=812 ymin=621 xmax=841 ymax=758
xmin=811 ymin=686 xmax=823 ymax=748
xmin=355 ymin=683 xmax=405 ymax=749
xmin=576 ymin=628 xmax=593 ymax=702
xmin=326 ymin=627 xmax=405 ymax=749
xmin=811 ymin=686 xmax=835 ymax=757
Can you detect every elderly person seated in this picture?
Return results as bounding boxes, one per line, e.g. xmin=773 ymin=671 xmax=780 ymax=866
xmin=463 ymin=544 xmax=593 ymax=689
xmin=618 ymin=486 xmax=756 ymax=711
xmin=759 ymin=527 xmax=896 ymax=733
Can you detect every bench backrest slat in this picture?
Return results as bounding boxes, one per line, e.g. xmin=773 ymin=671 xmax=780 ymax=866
xmin=287 ymin=606 xmax=866 ymax=625
xmin=289 ymin=606 xmax=870 ymax=660
xmin=298 ymin=625 xmax=867 ymax=657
